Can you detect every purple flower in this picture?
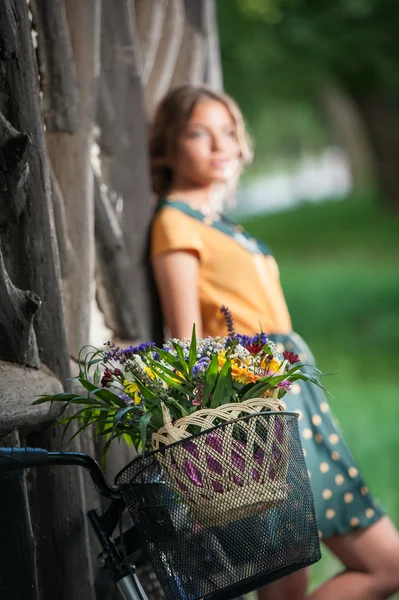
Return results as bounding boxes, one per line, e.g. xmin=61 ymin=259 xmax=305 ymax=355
xmin=278 ymin=379 xmax=291 ymax=391
xmin=220 ymin=305 xmax=236 ymax=336
xmin=119 ymin=393 xmax=134 ymax=405
xmin=192 ymin=357 xmax=210 ymax=377
xmin=252 ymin=332 xmax=268 ymax=345
xmin=107 ymin=341 xmax=156 ymax=362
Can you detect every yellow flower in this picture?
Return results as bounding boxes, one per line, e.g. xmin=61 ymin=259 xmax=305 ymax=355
xmin=219 ymin=355 xmax=259 ymax=384
xmin=261 ymin=358 xmax=280 ymax=374
xmin=218 ymin=355 xmax=226 ymax=370
xmin=123 ymin=380 xmax=141 ymax=404
xmin=145 ymin=367 xmax=155 ymax=380
xmin=233 ymin=366 xmax=260 ymax=384
xmin=124 ymin=380 xmax=139 ymax=394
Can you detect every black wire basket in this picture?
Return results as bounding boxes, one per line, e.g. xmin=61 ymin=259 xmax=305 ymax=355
xmin=115 ymin=411 xmax=321 ymax=600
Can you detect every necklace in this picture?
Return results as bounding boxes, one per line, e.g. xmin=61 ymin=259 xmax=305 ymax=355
xmin=159 ymin=198 xmax=273 ymax=257
xmin=166 ymin=198 xmax=221 ymax=221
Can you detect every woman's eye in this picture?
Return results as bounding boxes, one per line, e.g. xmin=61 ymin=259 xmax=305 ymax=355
xmin=225 ymin=130 xmax=236 ymax=138
xmin=187 ymin=130 xmax=205 ymax=138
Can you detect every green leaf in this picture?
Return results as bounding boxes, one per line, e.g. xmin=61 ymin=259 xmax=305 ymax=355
xmin=165 ymin=397 xmax=190 ymax=417
xmin=203 ymin=354 xmax=219 ymax=405
xmin=172 ymin=343 xmax=189 ymax=374
xmin=210 ymin=359 xmax=232 ymax=408
xmin=150 ymin=407 xmax=164 ymax=430
xmin=139 ymin=412 xmax=153 ymax=451
xmin=32 ymin=393 xmax=82 ymax=405
xmin=77 ymin=383 xmax=127 ymax=408
xmin=188 ymin=324 xmax=197 ymax=372
xmin=155 ymin=348 xmax=183 ymax=371
xmin=145 ymin=356 xmax=187 ymax=384
xmin=111 ymin=406 xmax=134 ymax=436
xmin=128 ymin=377 xmax=158 ymax=400
xmin=123 ymin=434 xmax=133 ymax=447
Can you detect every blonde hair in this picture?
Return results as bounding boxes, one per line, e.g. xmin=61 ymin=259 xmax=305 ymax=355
xmin=149 ymin=84 xmax=253 ymax=199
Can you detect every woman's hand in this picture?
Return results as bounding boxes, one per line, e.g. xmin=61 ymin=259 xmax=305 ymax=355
xmin=152 ymin=250 xmax=203 ymax=338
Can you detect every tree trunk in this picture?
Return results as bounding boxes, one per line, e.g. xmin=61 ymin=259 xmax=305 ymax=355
xmin=319 ymin=85 xmax=375 ymax=193
xmin=352 ymin=91 xmax=399 ymax=209
xmin=46 ymin=0 xmax=101 ymax=358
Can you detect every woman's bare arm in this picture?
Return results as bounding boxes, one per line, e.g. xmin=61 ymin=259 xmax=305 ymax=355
xmin=152 ymin=250 xmax=203 ymax=338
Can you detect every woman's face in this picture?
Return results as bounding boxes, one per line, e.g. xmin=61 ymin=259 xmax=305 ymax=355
xmin=172 ymin=99 xmax=241 ymax=189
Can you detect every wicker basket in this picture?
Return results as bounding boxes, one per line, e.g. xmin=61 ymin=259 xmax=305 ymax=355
xmin=151 ymin=398 xmax=290 ymax=527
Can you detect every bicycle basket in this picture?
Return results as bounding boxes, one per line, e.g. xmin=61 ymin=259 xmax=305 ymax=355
xmin=115 ymin=411 xmax=321 ymax=600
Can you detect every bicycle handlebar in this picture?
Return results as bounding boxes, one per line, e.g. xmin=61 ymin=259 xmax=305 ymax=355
xmin=0 ymin=447 xmax=120 ymax=499
xmin=0 ymin=446 xmax=49 ymax=469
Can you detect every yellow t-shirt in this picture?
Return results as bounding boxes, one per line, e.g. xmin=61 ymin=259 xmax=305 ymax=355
xmin=151 ymin=203 xmax=292 ymax=338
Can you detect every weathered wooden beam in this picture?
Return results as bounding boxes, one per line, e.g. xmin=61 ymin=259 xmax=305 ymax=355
xmin=94 ymin=172 xmax=141 ymax=337
xmin=134 ymin=0 xmax=168 ymax=86
xmin=203 ymin=0 xmax=223 ymax=90
xmin=0 ymin=251 xmax=41 ymax=368
xmin=170 ymin=0 xmax=207 ymax=88
xmin=0 ymin=431 xmax=40 ymax=600
xmin=0 ymin=111 xmax=31 ymax=226
xmin=144 ymin=0 xmax=185 ymax=116
xmin=46 ymin=0 xmax=101 ymax=359
xmin=49 ymin=164 xmax=76 ymax=278
xmin=96 ymin=76 xmax=119 ymax=157
xmin=0 ymin=360 xmax=62 ymax=438
xmin=98 ymin=0 xmax=163 ymax=343
xmin=0 ymin=0 xmax=70 ymax=382
xmin=26 ymin=426 xmax=96 ymax=600
xmin=30 ymin=0 xmax=79 ymax=133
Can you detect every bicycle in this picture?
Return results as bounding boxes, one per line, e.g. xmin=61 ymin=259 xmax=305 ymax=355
xmin=0 ymin=413 xmax=321 ymax=599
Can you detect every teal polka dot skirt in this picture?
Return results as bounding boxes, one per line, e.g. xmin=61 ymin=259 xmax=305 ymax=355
xmin=268 ymin=332 xmax=384 ymax=540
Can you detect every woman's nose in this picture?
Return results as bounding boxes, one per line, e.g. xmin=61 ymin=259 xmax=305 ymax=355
xmin=211 ymin=134 xmax=226 ymax=151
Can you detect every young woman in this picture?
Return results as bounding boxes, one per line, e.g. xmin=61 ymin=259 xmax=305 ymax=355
xmin=149 ymin=84 xmax=399 ymax=600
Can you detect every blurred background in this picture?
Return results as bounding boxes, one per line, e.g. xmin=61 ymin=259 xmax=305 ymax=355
xmin=217 ymin=0 xmax=399 ymax=591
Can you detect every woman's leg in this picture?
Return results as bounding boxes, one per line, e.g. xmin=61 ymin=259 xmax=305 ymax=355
xmin=309 ymin=516 xmax=399 ymax=600
xmin=257 ymin=569 xmax=308 ymax=600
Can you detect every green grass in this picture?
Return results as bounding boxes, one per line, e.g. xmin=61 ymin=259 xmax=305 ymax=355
xmin=242 ymin=194 xmax=399 ymax=592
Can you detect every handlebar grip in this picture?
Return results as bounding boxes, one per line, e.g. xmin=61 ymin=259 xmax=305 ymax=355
xmin=0 ymin=447 xmax=49 ymax=471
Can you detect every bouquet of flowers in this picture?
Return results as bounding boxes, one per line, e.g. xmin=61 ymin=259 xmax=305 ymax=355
xmin=34 ymin=306 xmax=322 ymax=457
xmin=35 ymin=307 xmax=324 ymax=525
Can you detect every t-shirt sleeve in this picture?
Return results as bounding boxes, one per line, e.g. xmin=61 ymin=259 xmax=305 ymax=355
xmin=151 ymin=208 xmax=203 ymax=260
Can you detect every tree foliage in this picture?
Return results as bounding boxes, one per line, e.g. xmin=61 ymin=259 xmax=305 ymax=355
xmin=217 ymin=0 xmax=399 ymax=175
